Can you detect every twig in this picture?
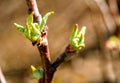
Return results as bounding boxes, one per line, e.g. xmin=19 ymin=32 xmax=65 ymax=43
xmin=26 ymin=0 xmax=42 ymax=24
xmin=26 ymin=0 xmax=52 ymax=83
xmin=52 ymin=45 xmax=76 ymax=69
xmin=26 ymin=0 xmax=79 ymax=83
xmin=108 ymin=0 xmax=120 ymax=37
xmin=0 ymin=67 xmax=6 ymax=83
xmin=108 ymin=0 xmax=119 ymax=22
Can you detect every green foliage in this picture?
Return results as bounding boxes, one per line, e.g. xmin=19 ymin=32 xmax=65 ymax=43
xmin=31 ymin=65 xmax=44 ymax=80
xmin=70 ymin=24 xmax=86 ymax=50
xmin=14 ymin=23 xmax=25 ymax=32
xmin=27 ymin=12 xmax=33 ymax=25
xmin=14 ymin=11 xmax=54 ymax=43
xmin=39 ymin=11 xmax=54 ymax=30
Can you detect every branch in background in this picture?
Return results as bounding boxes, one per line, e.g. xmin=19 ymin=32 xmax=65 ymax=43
xmin=0 ymin=67 xmax=6 ymax=83
xmin=95 ymin=0 xmax=116 ymax=36
xmin=86 ymin=1 xmax=117 ymax=82
xmin=108 ymin=0 xmax=120 ymax=37
xmin=108 ymin=0 xmax=119 ymax=22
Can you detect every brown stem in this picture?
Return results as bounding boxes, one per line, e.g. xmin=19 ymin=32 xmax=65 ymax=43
xmin=26 ymin=0 xmax=53 ymax=83
xmin=26 ymin=0 xmax=79 ymax=83
xmin=37 ymin=44 xmax=55 ymax=83
xmin=26 ymin=0 xmax=42 ymax=24
xmin=52 ymin=45 xmax=76 ymax=69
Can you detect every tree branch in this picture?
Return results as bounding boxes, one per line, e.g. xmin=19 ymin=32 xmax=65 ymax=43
xmin=108 ymin=0 xmax=120 ymax=36
xmin=26 ymin=0 xmax=53 ymax=83
xmin=26 ymin=0 xmax=80 ymax=83
xmin=52 ymin=45 xmax=76 ymax=69
xmin=26 ymin=0 xmax=42 ymax=24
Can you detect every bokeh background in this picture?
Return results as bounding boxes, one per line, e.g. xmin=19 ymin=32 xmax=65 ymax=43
xmin=0 ymin=0 xmax=120 ymax=83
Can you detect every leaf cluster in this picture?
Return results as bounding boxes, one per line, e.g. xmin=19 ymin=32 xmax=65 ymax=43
xmin=14 ymin=11 xmax=54 ymax=42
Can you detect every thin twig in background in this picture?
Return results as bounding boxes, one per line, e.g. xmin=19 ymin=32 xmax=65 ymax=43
xmin=86 ymin=0 xmax=117 ymax=82
xmin=109 ymin=0 xmax=119 ymax=22
xmin=0 ymin=67 xmax=6 ymax=83
xmin=108 ymin=0 xmax=120 ymax=37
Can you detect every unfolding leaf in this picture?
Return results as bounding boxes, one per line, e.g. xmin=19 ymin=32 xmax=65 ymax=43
xmin=31 ymin=24 xmax=40 ymax=41
xmin=24 ymin=25 xmax=31 ymax=40
xmin=14 ymin=23 xmax=25 ymax=32
xmin=14 ymin=11 xmax=54 ymax=44
xmin=38 ymin=68 xmax=44 ymax=78
xmin=39 ymin=11 xmax=54 ymax=31
xmin=31 ymin=23 xmax=40 ymax=35
xmin=77 ymin=26 xmax=86 ymax=47
xmin=70 ymin=24 xmax=78 ymax=44
xmin=31 ymin=66 xmax=44 ymax=80
xmin=27 ymin=12 xmax=33 ymax=25
xmin=70 ymin=25 xmax=86 ymax=50
xmin=31 ymin=65 xmax=37 ymax=72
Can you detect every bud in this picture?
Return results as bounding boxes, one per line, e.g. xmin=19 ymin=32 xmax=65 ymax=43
xmin=70 ymin=24 xmax=86 ymax=50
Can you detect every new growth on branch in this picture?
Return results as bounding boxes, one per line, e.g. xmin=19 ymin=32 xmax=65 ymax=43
xmin=14 ymin=0 xmax=86 ymax=82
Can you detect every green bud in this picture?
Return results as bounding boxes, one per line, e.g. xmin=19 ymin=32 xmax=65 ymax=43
xmin=31 ymin=66 xmax=44 ymax=80
xmin=70 ymin=24 xmax=86 ymax=50
xmin=14 ymin=11 xmax=54 ymax=44
xmin=70 ymin=24 xmax=78 ymax=43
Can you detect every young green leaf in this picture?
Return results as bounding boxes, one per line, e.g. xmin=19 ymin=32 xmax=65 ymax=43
xmin=77 ymin=26 xmax=86 ymax=47
xmin=31 ymin=65 xmax=37 ymax=72
xmin=38 ymin=68 xmax=44 ymax=79
xmin=31 ymin=65 xmax=44 ymax=79
xmin=70 ymin=24 xmax=78 ymax=44
xmin=39 ymin=11 xmax=54 ymax=31
xmin=31 ymin=24 xmax=40 ymax=41
xmin=70 ymin=25 xmax=86 ymax=50
xmin=14 ymin=11 xmax=54 ymax=44
xmin=14 ymin=23 xmax=25 ymax=32
xmin=79 ymin=26 xmax=86 ymax=37
xmin=25 ymin=24 xmax=31 ymax=40
xmin=31 ymin=23 xmax=40 ymax=35
xmin=27 ymin=12 xmax=33 ymax=25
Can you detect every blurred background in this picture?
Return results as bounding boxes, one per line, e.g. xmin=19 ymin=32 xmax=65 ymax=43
xmin=0 ymin=0 xmax=120 ymax=83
